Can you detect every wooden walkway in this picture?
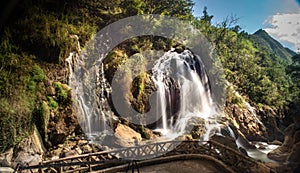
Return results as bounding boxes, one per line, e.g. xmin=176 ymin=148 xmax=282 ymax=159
xmin=16 ymin=140 xmax=265 ymax=173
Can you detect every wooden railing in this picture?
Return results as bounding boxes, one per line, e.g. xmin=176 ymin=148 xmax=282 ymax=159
xmin=16 ymin=140 xmax=261 ymax=173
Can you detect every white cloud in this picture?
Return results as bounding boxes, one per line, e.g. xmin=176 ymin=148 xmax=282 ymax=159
xmin=264 ymin=11 xmax=300 ymax=52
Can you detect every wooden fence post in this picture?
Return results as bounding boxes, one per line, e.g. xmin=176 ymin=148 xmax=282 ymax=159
xmin=89 ymin=156 xmax=92 ymax=172
xmin=38 ymin=162 xmax=44 ymax=173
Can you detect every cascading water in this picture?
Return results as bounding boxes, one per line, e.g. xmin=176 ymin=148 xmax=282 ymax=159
xmin=67 ymin=46 xmax=220 ymax=142
xmin=66 ymin=51 xmax=114 ymax=142
xmin=151 ymin=49 xmax=220 ymax=139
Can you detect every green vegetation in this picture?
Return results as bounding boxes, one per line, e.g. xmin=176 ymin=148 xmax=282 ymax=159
xmin=38 ymin=101 xmax=51 ymax=144
xmin=1 ymin=0 xmax=299 ymax=152
xmin=47 ymin=96 xmax=58 ymax=110
xmin=0 ymin=53 xmax=39 ymax=152
xmin=0 ymin=0 xmax=96 ymax=151
xmin=53 ymin=82 xmax=71 ymax=104
xmin=287 ymin=54 xmax=300 ymax=116
xmin=194 ymin=8 xmax=296 ymax=110
xmin=137 ymin=72 xmax=147 ymax=95
xmin=250 ymin=29 xmax=296 ymax=63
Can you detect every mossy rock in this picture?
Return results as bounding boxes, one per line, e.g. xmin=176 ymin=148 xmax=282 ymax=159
xmin=137 ymin=125 xmax=153 ymax=139
xmin=53 ymin=82 xmax=72 ymax=104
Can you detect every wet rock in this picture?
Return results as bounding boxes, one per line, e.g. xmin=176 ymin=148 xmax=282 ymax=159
xmin=236 ymin=134 xmax=257 ymax=150
xmin=267 ymin=123 xmax=300 ymax=166
xmin=175 ymin=135 xmax=193 ymax=141
xmin=188 ymin=117 xmax=207 ymax=139
xmin=268 ymin=140 xmax=282 ymax=145
xmin=267 ymin=151 xmax=289 ymax=162
xmin=287 ymin=142 xmax=300 ymax=163
xmin=238 ymin=147 xmax=248 ymax=156
xmin=228 ymin=125 xmax=256 ymax=149
xmin=268 ymin=123 xmax=296 ymax=162
xmin=210 ymin=134 xmax=238 ymax=150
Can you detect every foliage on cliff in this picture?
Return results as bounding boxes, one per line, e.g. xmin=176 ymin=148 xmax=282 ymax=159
xmin=194 ymin=9 xmax=296 ymax=110
xmin=0 ymin=0 xmax=299 ymax=152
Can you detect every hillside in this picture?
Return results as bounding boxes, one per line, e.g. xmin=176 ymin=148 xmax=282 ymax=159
xmin=250 ymin=29 xmax=296 ymax=63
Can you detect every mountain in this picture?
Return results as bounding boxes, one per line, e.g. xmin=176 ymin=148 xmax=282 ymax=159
xmin=250 ymin=29 xmax=296 ymax=63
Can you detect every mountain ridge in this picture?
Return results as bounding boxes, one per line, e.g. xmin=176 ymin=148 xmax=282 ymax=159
xmin=250 ymin=29 xmax=296 ymax=63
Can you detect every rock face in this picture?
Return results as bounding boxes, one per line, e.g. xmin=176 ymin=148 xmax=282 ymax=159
xmin=225 ymin=103 xmax=286 ymax=143
xmin=267 ymin=122 xmax=300 ymax=172
xmin=37 ymin=79 xmax=80 ymax=147
xmin=12 ymin=127 xmax=45 ymax=168
xmin=258 ymin=106 xmax=284 ymax=142
xmin=226 ymin=104 xmax=268 ymax=142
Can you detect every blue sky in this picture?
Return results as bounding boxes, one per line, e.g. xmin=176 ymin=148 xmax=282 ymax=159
xmin=192 ymin=0 xmax=300 ymax=52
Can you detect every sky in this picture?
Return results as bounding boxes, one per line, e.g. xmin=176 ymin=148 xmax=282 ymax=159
xmin=192 ymin=0 xmax=300 ymax=52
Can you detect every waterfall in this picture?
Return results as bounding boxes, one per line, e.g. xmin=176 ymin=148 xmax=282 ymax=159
xmin=66 ymin=51 xmax=114 ymax=142
xmin=151 ymin=49 xmax=219 ymax=139
xmin=67 ymin=46 xmax=220 ymax=142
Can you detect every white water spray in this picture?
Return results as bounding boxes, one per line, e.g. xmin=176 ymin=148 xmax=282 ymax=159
xmin=151 ymin=50 xmax=219 ymax=139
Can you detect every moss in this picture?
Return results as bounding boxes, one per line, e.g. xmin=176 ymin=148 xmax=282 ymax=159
xmin=41 ymin=101 xmax=50 ymax=133
xmin=31 ymin=65 xmax=46 ymax=83
xmin=34 ymin=101 xmax=50 ymax=145
xmin=53 ymin=82 xmax=71 ymax=104
xmin=137 ymin=125 xmax=151 ymax=139
xmin=47 ymin=96 xmax=58 ymax=110
xmin=137 ymin=72 xmax=147 ymax=95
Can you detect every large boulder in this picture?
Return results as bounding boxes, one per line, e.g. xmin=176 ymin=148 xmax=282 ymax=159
xmin=115 ymin=124 xmax=142 ymax=144
xmin=102 ymin=124 xmax=142 ymax=148
xmin=210 ymin=134 xmax=238 ymax=150
xmin=12 ymin=128 xmax=45 ymax=168
xmin=267 ymin=122 xmax=300 ymax=172
xmin=267 ymin=123 xmax=296 ymax=162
